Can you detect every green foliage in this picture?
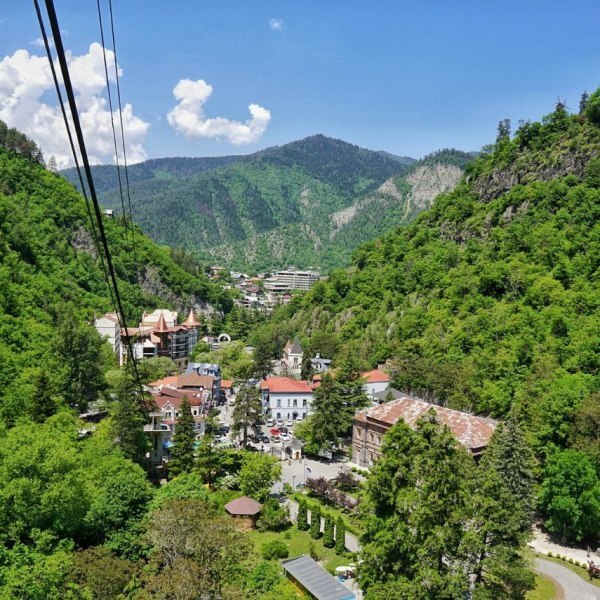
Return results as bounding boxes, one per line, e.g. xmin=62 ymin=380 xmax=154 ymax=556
xmin=193 ymin=340 xmax=253 ymax=379
xmin=238 ymin=453 xmax=282 ymax=502
xmin=323 ymin=513 xmax=335 ymax=548
xmin=246 ymin=561 xmax=291 ymax=597
xmin=257 ymin=497 xmax=290 ymax=532
xmin=310 ymin=504 xmax=322 ymax=539
xmin=148 ymin=472 xmax=209 ymax=511
xmin=539 ymin=450 xmax=600 ymax=543
xmin=261 ymin=539 xmax=289 ymax=560
xmin=335 ymin=516 xmax=346 ymax=555
xmin=297 ymin=498 xmax=309 ymax=531
xmin=585 ymin=89 xmax=600 ymax=126
xmin=232 ymin=384 xmax=263 ymax=445
xmin=168 ymin=396 xmax=197 ymax=477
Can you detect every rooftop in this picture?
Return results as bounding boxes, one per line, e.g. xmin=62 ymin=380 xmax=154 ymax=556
xmin=362 ymin=369 xmax=391 ymax=383
xmin=224 ymin=496 xmax=262 ymax=516
xmin=282 ymin=555 xmax=355 ymax=600
xmin=357 ymin=396 xmax=497 ymax=450
xmin=262 ymin=377 xmax=313 ymax=394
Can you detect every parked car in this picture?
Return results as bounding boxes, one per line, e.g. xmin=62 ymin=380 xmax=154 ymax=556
xmin=280 ymin=433 xmax=290 ymax=442
xmin=279 ymin=426 xmax=289 ymax=434
xmin=286 ymin=419 xmax=294 ymax=427
xmin=271 ymin=436 xmax=281 ymax=443
xmin=277 ymin=419 xmax=284 ymax=427
xmin=261 ymin=435 xmax=270 ymax=444
xmin=266 ymin=418 xmax=274 ymax=427
xmin=270 ymin=428 xmax=281 ymax=437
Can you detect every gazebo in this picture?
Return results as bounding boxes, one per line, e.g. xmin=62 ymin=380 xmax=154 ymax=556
xmin=224 ymin=496 xmax=262 ymax=530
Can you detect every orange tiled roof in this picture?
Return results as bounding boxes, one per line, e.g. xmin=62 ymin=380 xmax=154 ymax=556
xmin=177 ymin=373 xmax=214 ymax=389
xmin=262 ymin=377 xmax=313 ymax=394
xmin=221 ymin=379 xmax=233 ymax=389
xmin=148 ymin=375 xmax=178 ymax=388
xmin=357 ymin=397 xmax=497 ymax=450
xmin=362 ymin=369 xmax=391 ymax=383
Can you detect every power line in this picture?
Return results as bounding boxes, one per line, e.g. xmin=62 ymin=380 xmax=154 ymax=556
xmin=95 ymin=0 xmax=132 ymax=255
xmin=39 ymin=0 xmax=144 ymax=396
xmin=107 ymin=0 xmax=139 ymax=274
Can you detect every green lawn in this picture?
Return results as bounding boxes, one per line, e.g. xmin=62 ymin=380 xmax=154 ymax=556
xmin=538 ymin=553 xmax=600 ymax=589
xmin=246 ymin=527 xmax=352 ymax=574
xmin=292 ymin=492 xmax=363 ymax=536
xmin=526 ymin=573 xmax=559 ymax=600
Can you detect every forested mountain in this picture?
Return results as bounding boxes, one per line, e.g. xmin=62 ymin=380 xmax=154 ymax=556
xmin=265 ymin=92 xmax=600 ymax=542
xmin=62 ymin=135 xmax=423 ymax=271
xmin=0 ymin=124 xmax=230 ymax=422
xmin=63 ymin=137 xmax=473 ymax=271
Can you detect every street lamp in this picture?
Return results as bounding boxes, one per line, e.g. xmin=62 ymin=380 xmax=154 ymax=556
xmin=292 ymin=474 xmax=296 ymax=492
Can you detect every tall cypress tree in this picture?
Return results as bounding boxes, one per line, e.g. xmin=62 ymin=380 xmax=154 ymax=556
xmin=310 ymin=504 xmax=322 ymax=539
xmin=323 ymin=513 xmax=335 ymax=548
xmin=335 ymin=516 xmax=346 ymax=555
xmin=297 ymin=498 xmax=309 ymax=531
xmin=232 ymin=384 xmax=263 ymax=446
xmin=169 ymin=396 xmax=196 ymax=477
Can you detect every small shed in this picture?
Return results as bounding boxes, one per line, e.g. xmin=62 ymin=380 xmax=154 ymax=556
xmin=224 ymin=496 xmax=262 ymax=531
xmin=282 ymin=555 xmax=356 ymax=600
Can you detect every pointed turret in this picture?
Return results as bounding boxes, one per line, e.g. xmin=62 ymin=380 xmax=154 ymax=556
xmin=154 ymin=312 xmax=170 ymax=333
xmin=183 ymin=308 xmax=201 ymax=328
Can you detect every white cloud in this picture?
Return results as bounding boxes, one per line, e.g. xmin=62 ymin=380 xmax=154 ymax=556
xmin=269 ymin=18 xmax=284 ymax=31
xmin=167 ymin=78 xmax=271 ymax=145
xmin=31 ymin=37 xmax=54 ymax=49
xmin=0 ymin=42 xmax=149 ymax=168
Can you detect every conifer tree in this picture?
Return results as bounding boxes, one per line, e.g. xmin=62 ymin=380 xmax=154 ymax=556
xmin=109 ymin=368 xmax=148 ymax=464
xmin=29 ymin=368 xmax=57 ymax=423
xmin=335 ymin=516 xmax=346 ymax=555
xmin=323 ymin=513 xmax=335 ymax=548
xmin=297 ymin=498 xmax=309 ymax=531
xmin=232 ymin=384 xmax=263 ymax=446
xmin=169 ymin=396 xmax=196 ymax=477
xmin=310 ymin=505 xmax=322 ymax=539
xmin=301 ymin=352 xmax=313 ymax=381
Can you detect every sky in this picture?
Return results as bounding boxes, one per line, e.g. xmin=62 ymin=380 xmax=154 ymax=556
xmin=0 ymin=1 xmax=599 ymax=167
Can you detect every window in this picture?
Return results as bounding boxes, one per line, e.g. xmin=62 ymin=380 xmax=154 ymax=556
xmin=369 ymin=433 xmax=374 ymax=443
xmin=294 ymin=357 xmax=298 ymax=364
xmin=293 ymin=399 xmax=297 ymax=407
xmin=277 ymin=412 xmax=281 ymax=419
xmin=303 ymin=399 xmax=307 ymax=407
xmin=277 ymin=399 xmax=281 ymax=407
xmin=287 ymin=399 xmax=290 ymax=407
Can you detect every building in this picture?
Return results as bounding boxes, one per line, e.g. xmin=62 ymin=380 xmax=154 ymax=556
xmin=311 ymin=353 xmax=332 ymax=374
xmin=282 ymin=555 xmax=355 ymax=600
xmin=362 ymin=369 xmax=391 ymax=397
xmin=282 ymin=337 xmax=304 ymax=376
xmin=152 ymin=387 xmax=208 ymax=437
xmin=264 ymin=269 xmax=320 ymax=293
xmin=353 ymin=396 xmax=498 ymax=467
xmin=224 ymin=496 xmax=262 ymax=531
xmin=261 ymin=377 xmax=315 ymax=421
xmin=94 ymin=313 xmax=123 ymax=365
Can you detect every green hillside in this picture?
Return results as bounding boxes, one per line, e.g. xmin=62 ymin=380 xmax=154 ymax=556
xmin=268 ymin=94 xmax=600 ymax=539
xmin=0 ymin=123 xmax=230 ymax=421
xmin=63 ymin=135 xmax=419 ymax=272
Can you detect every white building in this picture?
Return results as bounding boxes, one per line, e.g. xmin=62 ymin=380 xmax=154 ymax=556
xmin=94 ymin=313 xmax=124 ymax=365
xmin=264 ymin=270 xmax=320 ymax=293
xmin=362 ymin=369 xmax=391 ymax=398
xmin=261 ymin=377 xmax=314 ymax=422
xmin=282 ymin=337 xmax=303 ymax=376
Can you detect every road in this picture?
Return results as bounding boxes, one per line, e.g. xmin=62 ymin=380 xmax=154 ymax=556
xmin=536 ymin=558 xmax=600 ymax=600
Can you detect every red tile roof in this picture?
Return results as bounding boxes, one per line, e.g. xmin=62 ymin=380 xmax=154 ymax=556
xmin=177 ymin=373 xmax=214 ymax=389
xmin=148 ymin=375 xmax=178 ymax=388
xmin=357 ymin=397 xmax=497 ymax=450
xmin=261 ymin=377 xmax=313 ymax=394
xmin=154 ymin=389 xmax=204 ymax=410
xmin=183 ymin=308 xmax=201 ymax=327
xmin=221 ymin=379 xmax=233 ymax=389
xmin=362 ymin=369 xmax=391 ymax=383
xmin=225 ymin=496 xmax=262 ymax=516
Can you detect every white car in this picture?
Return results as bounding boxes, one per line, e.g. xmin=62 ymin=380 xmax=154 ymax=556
xmin=280 ymin=433 xmax=291 ymax=442
xmin=286 ymin=419 xmax=294 ymax=427
xmin=266 ymin=418 xmax=274 ymax=427
xmin=277 ymin=419 xmax=284 ymax=427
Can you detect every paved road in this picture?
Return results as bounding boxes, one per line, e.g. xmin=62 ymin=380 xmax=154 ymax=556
xmin=530 ymin=525 xmax=600 ymax=564
xmin=536 ymin=558 xmax=600 ymax=600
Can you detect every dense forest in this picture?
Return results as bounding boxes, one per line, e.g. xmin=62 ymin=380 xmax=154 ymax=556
xmin=265 ymin=91 xmax=600 ymax=544
xmin=62 ymin=135 xmax=424 ymax=271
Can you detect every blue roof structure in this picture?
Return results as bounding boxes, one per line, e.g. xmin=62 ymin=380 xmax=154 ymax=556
xmin=282 ymin=555 xmax=355 ymax=600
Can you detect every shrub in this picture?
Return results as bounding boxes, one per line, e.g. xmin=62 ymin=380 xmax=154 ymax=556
xmin=262 ymin=540 xmax=289 ymax=560
xmin=310 ymin=505 xmax=322 ymax=539
xmin=323 ymin=514 xmax=335 ymax=548
xmin=297 ymin=498 xmax=309 ymax=531
xmin=547 ymin=551 xmax=553 ymax=557
xmin=257 ymin=498 xmax=290 ymax=532
xmin=568 ymin=557 xmax=574 ymax=563
xmin=335 ymin=516 xmax=346 ymax=555
xmin=309 ymin=541 xmax=322 ymax=562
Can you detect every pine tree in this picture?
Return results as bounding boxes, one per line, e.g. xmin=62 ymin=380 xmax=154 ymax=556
xmin=335 ymin=516 xmax=346 ymax=555
xmin=232 ymin=384 xmax=263 ymax=446
xmin=323 ymin=513 xmax=335 ymax=548
xmin=297 ymin=498 xmax=309 ymax=531
xmin=109 ymin=369 xmax=148 ymax=464
xmin=310 ymin=504 xmax=322 ymax=539
xmin=301 ymin=352 xmax=313 ymax=381
xmin=29 ymin=368 xmax=57 ymax=423
xmin=169 ymin=396 xmax=196 ymax=477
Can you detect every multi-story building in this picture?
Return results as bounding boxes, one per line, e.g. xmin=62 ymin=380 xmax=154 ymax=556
xmin=94 ymin=312 xmax=123 ymax=364
xmin=362 ymin=369 xmax=391 ymax=397
xmin=261 ymin=377 xmax=315 ymax=422
xmin=281 ymin=337 xmax=303 ymax=376
xmin=352 ymin=396 xmax=498 ymax=467
xmin=264 ymin=270 xmax=320 ymax=293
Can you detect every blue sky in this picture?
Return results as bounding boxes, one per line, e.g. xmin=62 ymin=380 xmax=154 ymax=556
xmin=1 ymin=1 xmax=599 ymax=165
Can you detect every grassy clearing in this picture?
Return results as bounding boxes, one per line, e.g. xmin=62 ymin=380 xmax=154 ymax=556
xmin=246 ymin=527 xmax=352 ymax=573
xmin=526 ymin=573 xmax=559 ymax=600
xmin=537 ymin=553 xmax=600 ymax=589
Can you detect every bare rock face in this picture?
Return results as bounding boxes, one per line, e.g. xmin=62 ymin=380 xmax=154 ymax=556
xmin=405 ymin=164 xmax=463 ymax=212
xmin=473 ymin=148 xmax=599 ymax=203
xmin=71 ymin=226 xmax=98 ymax=259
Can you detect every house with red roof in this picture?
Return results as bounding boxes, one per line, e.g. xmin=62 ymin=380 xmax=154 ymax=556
xmin=261 ymin=377 xmax=315 ymax=422
xmin=362 ymin=369 xmax=391 ymax=397
xmin=352 ymin=395 xmax=498 ymax=467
